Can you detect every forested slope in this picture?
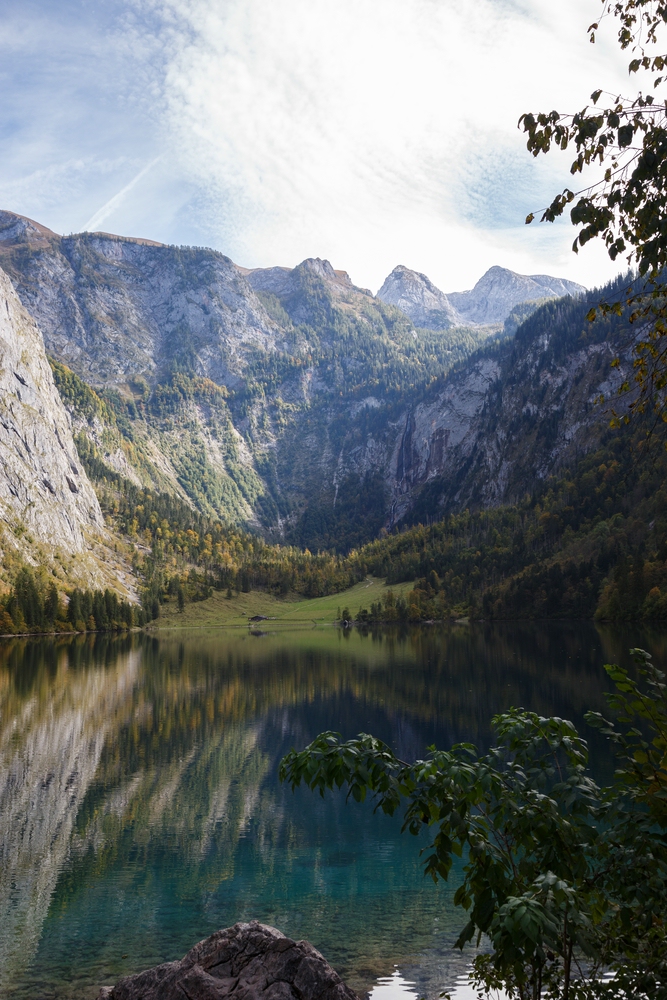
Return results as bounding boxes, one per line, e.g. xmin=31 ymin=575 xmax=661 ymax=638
xmin=351 ymin=423 xmax=667 ymax=621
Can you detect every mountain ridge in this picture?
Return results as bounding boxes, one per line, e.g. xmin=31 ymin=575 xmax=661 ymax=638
xmin=375 ymin=262 xmax=585 ymax=330
xmin=0 ymin=208 xmax=618 ymax=558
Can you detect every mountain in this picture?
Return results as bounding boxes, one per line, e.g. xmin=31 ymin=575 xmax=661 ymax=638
xmin=0 ymin=263 xmax=133 ymax=593
xmin=375 ymin=263 xmax=586 ymax=330
xmin=375 ymin=265 xmax=462 ymax=329
xmin=0 ymin=264 xmax=103 ymax=547
xmin=0 ymin=212 xmax=491 ymax=540
xmin=447 ymin=265 xmax=585 ymax=325
xmin=387 ymin=281 xmax=635 ymax=525
xmin=0 ymin=211 xmax=278 ymax=391
xmin=0 ymin=209 xmax=623 ymax=559
xmin=301 ymin=282 xmax=634 ymax=539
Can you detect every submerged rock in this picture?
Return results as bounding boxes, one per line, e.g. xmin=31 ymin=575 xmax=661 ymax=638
xmin=97 ymin=921 xmax=359 ymax=1000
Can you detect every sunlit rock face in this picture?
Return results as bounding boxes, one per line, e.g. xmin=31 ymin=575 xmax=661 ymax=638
xmin=244 ymin=257 xmax=358 ymax=303
xmin=376 ymin=265 xmax=461 ymax=330
xmin=446 ymin=266 xmax=585 ymax=326
xmin=0 ymin=209 xmax=621 ymax=546
xmin=0 ymin=647 xmax=140 ymax=994
xmin=0 ymin=264 xmax=103 ymax=551
xmin=0 ymin=211 xmax=279 ymax=391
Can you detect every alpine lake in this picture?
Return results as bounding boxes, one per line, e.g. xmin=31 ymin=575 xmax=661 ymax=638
xmin=2 ymin=621 xmax=665 ymax=1000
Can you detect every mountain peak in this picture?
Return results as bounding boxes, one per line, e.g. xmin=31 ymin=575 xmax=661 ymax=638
xmin=245 ymin=257 xmax=356 ymax=299
xmin=376 ymin=265 xmax=460 ymax=329
xmin=0 ymin=209 xmax=59 ymax=252
xmin=448 ymin=267 xmax=586 ymax=325
xmin=376 ymin=262 xmax=586 ymax=330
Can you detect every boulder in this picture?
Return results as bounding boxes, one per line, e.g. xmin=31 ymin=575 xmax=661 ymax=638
xmin=97 ymin=921 xmax=359 ymax=1000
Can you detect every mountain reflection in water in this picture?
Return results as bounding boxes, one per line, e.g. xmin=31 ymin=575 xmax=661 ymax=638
xmin=0 ymin=623 xmax=665 ymax=1000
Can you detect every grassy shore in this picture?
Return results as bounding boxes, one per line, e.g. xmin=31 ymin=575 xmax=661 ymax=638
xmin=153 ymin=576 xmax=415 ymax=629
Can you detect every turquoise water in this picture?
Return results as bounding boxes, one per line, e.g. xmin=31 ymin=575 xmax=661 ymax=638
xmin=1 ymin=622 xmax=665 ymax=1000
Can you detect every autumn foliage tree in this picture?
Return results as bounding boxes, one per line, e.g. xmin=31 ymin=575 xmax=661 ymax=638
xmin=521 ymin=0 xmax=667 ymax=434
xmin=281 ymin=650 xmax=667 ymax=999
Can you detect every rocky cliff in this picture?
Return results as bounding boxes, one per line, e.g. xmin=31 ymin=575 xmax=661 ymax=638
xmin=371 ymin=287 xmax=635 ymax=527
xmin=373 ymin=264 xmax=462 ymax=329
xmin=0 ymin=264 xmax=103 ymax=555
xmin=0 ymin=211 xmax=279 ymax=390
xmin=0 ymin=212 xmax=490 ymax=540
xmin=375 ymin=263 xmax=585 ymax=330
xmin=447 ymin=266 xmax=585 ymax=325
xmin=0 ymin=208 xmax=619 ymax=553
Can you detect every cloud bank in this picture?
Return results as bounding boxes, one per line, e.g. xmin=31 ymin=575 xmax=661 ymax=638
xmin=0 ymin=0 xmax=631 ymax=290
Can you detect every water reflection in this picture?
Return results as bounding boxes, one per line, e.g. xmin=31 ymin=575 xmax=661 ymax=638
xmin=0 ymin=624 xmax=663 ymax=1000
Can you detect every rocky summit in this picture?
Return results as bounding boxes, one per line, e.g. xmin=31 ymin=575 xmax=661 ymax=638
xmin=375 ymin=263 xmax=585 ymax=330
xmin=97 ymin=921 xmax=359 ymax=1000
xmin=446 ymin=265 xmax=585 ymax=326
xmin=375 ymin=264 xmax=461 ymax=329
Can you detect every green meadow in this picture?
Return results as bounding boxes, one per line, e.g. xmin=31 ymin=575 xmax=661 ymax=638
xmin=153 ymin=576 xmax=415 ymax=629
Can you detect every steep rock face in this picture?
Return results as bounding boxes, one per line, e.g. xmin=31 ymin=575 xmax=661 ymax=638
xmin=244 ymin=257 xmax=378 ymax=328
xmin=244 ymin=258 xmax=359 ymax=303
xmin=376 ymin=293 xmax=634 ymax=523
xmin=0 ymin=265 xmax=103 ymax=552
xmin=98 ymin=921 xmax=359 ymax=1000
xmin=0 ymin=211 xmax=279 ymax=390
xmin=0 ymin=209 xmax=613 ymax=550
xmin=375 ymin=265 xmax=461 ymax=329
xmin=447 ymin=266 xmax=585 ymax=325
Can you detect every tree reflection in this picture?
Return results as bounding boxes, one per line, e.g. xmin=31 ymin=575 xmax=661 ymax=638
xmin=0 ymin=623 xmax=661 ymax=999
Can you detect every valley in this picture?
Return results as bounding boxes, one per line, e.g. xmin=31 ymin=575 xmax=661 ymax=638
xmin=0 ymin=207 xmax=662 ymax=628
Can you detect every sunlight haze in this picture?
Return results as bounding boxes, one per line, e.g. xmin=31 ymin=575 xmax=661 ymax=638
xmin=0 ymin=0 xmax=629 ymax=291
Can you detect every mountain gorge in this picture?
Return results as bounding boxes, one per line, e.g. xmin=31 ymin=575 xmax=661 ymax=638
xmin=0 ymin=208 xmax=629 ymax=571
xmin=0 ymin=210 xmax=510 ymax=543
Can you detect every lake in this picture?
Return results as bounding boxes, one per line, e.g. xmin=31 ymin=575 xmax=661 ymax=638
xmin=1 ymin=622 xmax=665 ymax=1000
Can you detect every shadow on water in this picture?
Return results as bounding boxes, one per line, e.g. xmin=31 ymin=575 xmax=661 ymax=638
xmin=0 ymin=622 xmax=664 ymax=999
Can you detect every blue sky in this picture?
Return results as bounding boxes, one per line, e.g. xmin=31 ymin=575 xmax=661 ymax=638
xmin=0 ymin=0 xmax=630 ymax=292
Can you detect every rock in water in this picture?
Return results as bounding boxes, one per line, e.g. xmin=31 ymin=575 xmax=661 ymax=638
xmin=97 ymin=921 xmax=360 ymax=1000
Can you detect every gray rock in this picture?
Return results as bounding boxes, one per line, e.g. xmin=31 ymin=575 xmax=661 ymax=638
xmin=375 ymin=265 xmax=461 ymax=330
xmin=447 ymin=265 xmax=585 ymax=326
xmin=0 ymin=263 xmax=103 ymax=552
xmin=0 ymin=210 xmax=278 ymax=391
xmin=97 ymin=921 xmax=359 ymax=1000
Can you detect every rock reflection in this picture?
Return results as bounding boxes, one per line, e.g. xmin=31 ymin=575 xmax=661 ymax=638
xmin=0 ymin=623 xmax=662 ymax=1000
xmin=0 ymin=637 xmax=140 ymax=993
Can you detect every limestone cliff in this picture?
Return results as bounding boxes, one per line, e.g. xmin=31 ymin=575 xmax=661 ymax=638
xmin=375 ymin=264 xmax=462 ymax=329
xmin=0 ymin=212 xmax=489 ymax=538
xmin=341 ymin=289 xmax=636 ymax=527
xmin=375 ymin=263 xmax=585 ymax=330
xmin=0 ymin=209 xmax=623 ymax=553
xmin=0 ymin=265 xmax=103 ymax=554
xmin=0 ymin=211 xmax=279 ymax=390
xmin=447 ymin=266 xmax=585 ymax=325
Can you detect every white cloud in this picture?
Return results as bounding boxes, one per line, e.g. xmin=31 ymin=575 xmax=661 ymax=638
xmin=0 ymin=0 xmax=636 ymax=291
xmin=150 ymin=0 xmax=630 ymax=290
xmin=83 ymin=157 xmax=162 ymax=232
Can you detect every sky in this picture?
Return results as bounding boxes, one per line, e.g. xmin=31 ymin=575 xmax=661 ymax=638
xmin=0 ymin=0 xmax=635 ymax=293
